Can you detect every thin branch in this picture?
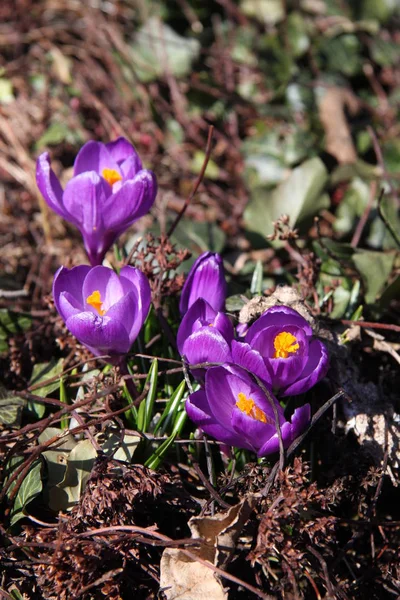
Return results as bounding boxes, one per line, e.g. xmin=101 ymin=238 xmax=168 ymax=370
xmin=167 ymin=125 xmax=214 ymax=238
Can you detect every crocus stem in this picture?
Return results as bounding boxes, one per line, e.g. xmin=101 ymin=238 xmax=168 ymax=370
xmin=118 ymin=357 xmax=138 ymax=400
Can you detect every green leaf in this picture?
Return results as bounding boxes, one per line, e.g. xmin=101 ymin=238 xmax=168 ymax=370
xmin=137 ymin=359 xmax=158 ymax=433
xmin=368 ymin=195 xmax=400 ymax=250
xmin=286 ymin=12 xmax=310 ymax=58
xmin=48 ymin=438 xmax=97 ymax=511
xmin=154 ymin=379 xmax=186 ymax=435
xmin=0 ymin=309 xmax=32 ymax=353
xmin=29 ymin=359 xmax=64 ymax=397
xmin=352 ymin=250 xmax=397 ymax=304
xmin=171 ymin=219 xmax=226 ymax=256
xmin=145 ymin=433 xmax=178 ymax=470
xmin=334 ymin=177 xmax=370 ymax=236
xmin=225 ymin=294 xmax=250 ymax=312
xmin=101 ymin=432 xmax=140 ymax=463
xmin=379 ymin=274 xmax=400 ymax=309
xmin=6 ymin=457 xmax=43 ymax=525
xmin=35 ymin=121 xmax=73 ymax=150
xmin=244 ymin=157 xmax=329 ymax=239
xmin=0 ymin=389 xmax=25 ymax=427
xmin=130 ymin=18 xmax=200 ymax=82
xmin=190 ymin=151 xmax=220 ymax=180
xmin=26 ymin=359 xmax=64 ymax=419
xmin=250 ymin=260 xmax=263 ymax=296
xmin=331 ymin=287 xmax=351 ymax=319
xmin=359 ymin=0 xmax=398 ymax=22
xmin=370 ymin=37 xmax=400 ymax=67
xmin=40 ymin=428 xmax=140 ymax=511
xmin=319 ymin=34 xmax=363 ymax=76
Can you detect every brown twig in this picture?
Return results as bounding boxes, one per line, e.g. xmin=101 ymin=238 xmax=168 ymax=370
xmin=167 ymin=125 xmax=214 ymax=238
xmin=260 ymin=390 xmax=346 ymax=497
xmin=339 ymin=319 xmax=400 ymax=333
xmin=76 ymin=526 xmax=275 ymax=599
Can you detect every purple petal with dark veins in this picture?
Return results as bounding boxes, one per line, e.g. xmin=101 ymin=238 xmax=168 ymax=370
xmin=73 ymin=141 xmax=120 ymax=177
xmin=290 ymin=404 xmax=311 ymax=439
xmin=66 ymin=312 xmax=131 ymax=356
xmin=257 ymin=422 xmax=293 ymax=457
xmin=186 ymin=391 xmax=246 ymax=447
xmin=182 ymin=327 xmax=231 ymax=367
xmin=231 ymin=406 xmax=277 ymax=451
xmin=280 ymin=340 xmax=329 ymax=396
xmin=106 ymin=137 xmax=139 ymax=166
xmin=231 ymin=340 xmax=273 ymax=385
xmin=246 ymin=306 xmax=313 ymax=344
xmin=53 ymin=265 xmax=91 ymax=317
xmin=179 ymin=252 xmax=227 ymax=315
xmin=82 ymin=266 xmax=124 ymax=313
xmin=102 ymin=171 xmax=157 ymax=232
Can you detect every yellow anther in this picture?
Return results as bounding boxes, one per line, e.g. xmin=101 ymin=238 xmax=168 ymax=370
xmin=236 ymin=392 xmax=267 ymax=423
xmin=102 ymin=168 xmax=122 ymax=186
xmin=273 ymin=331 xmax=299 ymax=359
xmin=86 ymin=290 xmax=105 ymax=316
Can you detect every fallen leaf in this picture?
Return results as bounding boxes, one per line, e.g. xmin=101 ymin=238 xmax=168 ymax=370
xmin=318 ymin=86 xmax=360 ymax=164
xmin=160 ymin=498 xmax=254 ymax=599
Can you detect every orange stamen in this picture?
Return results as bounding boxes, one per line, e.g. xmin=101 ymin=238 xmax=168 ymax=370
xmin=86 ymin=290 xmax=105 ymax=316
xmin=273 ymin=331 xmax=299 ymax=359
xmin=102 ymin=168 xmax=122 ymax=187
xmin=236 ymin=392 xmax=268 ymax=423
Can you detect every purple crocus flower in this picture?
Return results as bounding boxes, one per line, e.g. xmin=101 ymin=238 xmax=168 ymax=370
xmin=53 ymin=264 xmax=151 ymax=358
xmin=232 ymin=306 xmax=329 ymax=396
xmin=186 ymin=365 xmax=310 ymax=457
xmin=36 ymin=137 xmax=157 ymax=265
xmin=177 ymin=298 xmax=233 ymax=369
xmin=179 ymin=252 xmax=227 ymax=315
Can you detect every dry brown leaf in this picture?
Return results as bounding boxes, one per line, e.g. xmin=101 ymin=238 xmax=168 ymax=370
xmin=160 ymin=497 xmax=254 ymax=599
xmin=160 ymin=550 xmax=228 ymax=600
xmin=318 ymin=86 xmax=360 ymax=164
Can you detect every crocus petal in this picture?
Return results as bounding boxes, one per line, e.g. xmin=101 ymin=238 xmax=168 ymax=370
xmin=102 ymin=170 xmax=157 ymax=232
xmin=205 ymin=367 xmax=251 ymax=433
xmin=53 ymin=265 xmax=91 ymax=317
xmin=119 ymin=154 xmax=143 ymax=179
xmin=186 ymin=391 xmax=244 ymax=447
xmin=58 ymin=291 xmax=84 ymax=321
xmin=290 ymin=404 xmax=311 ymax=439
xmin=82 ymin=265 xmax=124 ymax=313
xmin=176 ymin=298 xmax=233 ymax=356
xmin=231 ymin=340 xmax=273 ymax=385
xmin=105 ymin=291 xmax=137 ymax=337
xmin=213 ymin=312 xmax=234 ymax=344
xmin=280 ymin=341 xmax=329 ymax=396
xmin=251 ymin=327 xmax=309 ymax=389
xmin=36 ymin=153 xmax=68 ymax=220
xmin=73 ymin=141 xmax=120 ymax=177
xmin=179 ymin=252 xmax=227 ymax=315
xmin=106 ymin=137 xmax=139 ymax=166
xmin=119 ymin=266 xmax=151 ymax=342
xmin=62 ymin=172 xmax=110 ymax=234
xmin=182 ymin=328 xmax=232 ymax=367
xmin=177 ymin=299 xmax=217 ymax=354
xmin=66 ymin=312 xmax=131 ymax=355
xmin=257 ymin=422 xmax=293 ymax=457
xmin=236 ymin=323 xmax=248 ymax=338
xmin=250 ymin=325 xmax=308 ymax=359
xmin=231 ymin=406 xmax=277 ymax=451
xmin=246 ymin=306 xmax=313 ymax=344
